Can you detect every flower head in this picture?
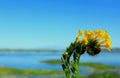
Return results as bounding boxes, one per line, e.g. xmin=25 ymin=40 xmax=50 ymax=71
xmin=75 ymin=29 xmax=112 ymax=53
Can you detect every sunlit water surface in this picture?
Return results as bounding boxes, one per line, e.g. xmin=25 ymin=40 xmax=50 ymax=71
xmin=0 ymin=52 xmax=119 ymax=70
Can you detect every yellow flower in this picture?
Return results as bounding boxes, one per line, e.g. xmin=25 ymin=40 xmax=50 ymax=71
xmin=105 ymin=39 xmax=112 ymax=51
xmin=84 ymin=30 xmax=91 ymax=39
xmin=89 ymin=31 xmax=94 ymax=39
xmin=75 ymin=29 xmax=112 ymax=51
xmin=101 ymin=30 xmax=110 ymax=39
xmin=95 ymin=29 xmax=103 ymax=40
xmin=94 ymin=29 xmax=98 ymax=34
xmin=81 ymin=37 xmax=88 ymax=44
xmin=78 ymin=30 xmax=82 ymax=36
xmin=75 ymin=30 xmax=82 ymax=42
xmin=97 ymin=30 xmax=102 ymax=35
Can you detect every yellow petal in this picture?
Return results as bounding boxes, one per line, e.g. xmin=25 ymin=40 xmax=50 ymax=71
xmin=94 ymin=29 xmax=98 ymax=34
xmin=105 ymin=39 xmax=112 ymax=51
xmin=84 ymin=30 xmax=92 ymax=39
xmin=96 ymin=29 xmax=104 ymax=40
xmin=75 ymin=30 xmax=82 ymax=42
xmin=81 ymin=37 xmax=88 ymax=44
xmin=78 ymin=30 xmax=82 ymax=36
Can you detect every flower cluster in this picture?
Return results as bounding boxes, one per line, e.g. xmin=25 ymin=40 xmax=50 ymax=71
xmin=61 ymin=29 xmax=112 ymax=78
xmin=75 ymin=29 xmax=112 ymax=52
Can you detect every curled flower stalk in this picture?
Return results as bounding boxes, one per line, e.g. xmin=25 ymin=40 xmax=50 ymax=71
xmin=61 ymin=29 xmax=112 ymax=78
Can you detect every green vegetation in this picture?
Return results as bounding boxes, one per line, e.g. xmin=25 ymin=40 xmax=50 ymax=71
xmin=0 ymin=67 xmax=63 ymax=75
xmin=41 ymin=59 xmax=120 ymax=78
xmin=79 ymin=62 xmax=115 ymax=70
xmin=0 ymin=67 xmax=64 ymax=78
xmin=41 ymin=59 xmax=62 ymax=64
xmin=0 ymin=61 xmax=120 ymax=78
xmin=41 ymin=59 xmax=119 ymax=72
xmin=88 ymin=72 xmax=120 ymax=78
xmin=41 ymin=59 xmax=115 ymax=70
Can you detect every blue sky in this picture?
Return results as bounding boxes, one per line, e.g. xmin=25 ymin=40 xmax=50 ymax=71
xmin=0 ymin=0 xmax=120 ymax=49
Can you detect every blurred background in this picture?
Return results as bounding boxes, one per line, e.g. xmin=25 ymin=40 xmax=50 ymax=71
xmin=0 ymin=0 xmax=120 ymax=78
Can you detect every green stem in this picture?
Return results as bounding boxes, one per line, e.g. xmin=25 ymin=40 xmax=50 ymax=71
xmin=72 ymin=51 xmax=81 ymax=78
xmin=61 ymin=42 xmax=85 ymax=78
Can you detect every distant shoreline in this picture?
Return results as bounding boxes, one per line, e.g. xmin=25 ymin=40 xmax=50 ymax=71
xmin=0 ymin=48 xmax=120 ymax=52
xmin=0 ymin=49 xmax=62 ymax=52
xmin=102 ymin=48 xmax=120 ymax=52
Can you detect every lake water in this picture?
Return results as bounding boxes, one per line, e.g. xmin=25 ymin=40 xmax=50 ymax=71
xmin=0 ymin=52 xmax=120 ymax=70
